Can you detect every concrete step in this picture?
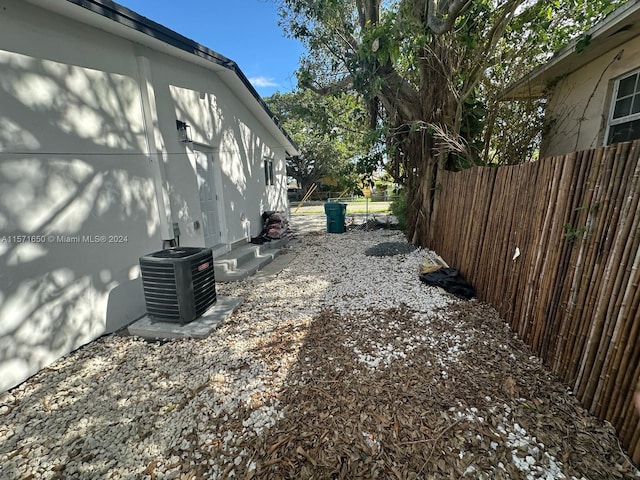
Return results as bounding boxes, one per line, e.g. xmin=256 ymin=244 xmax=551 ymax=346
xmin=214 ymin=236 xmax=289 ymax=282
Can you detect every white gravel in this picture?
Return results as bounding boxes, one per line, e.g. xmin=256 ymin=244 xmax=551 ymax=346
xmin=0 ymin=223 xmax=637 ymax=479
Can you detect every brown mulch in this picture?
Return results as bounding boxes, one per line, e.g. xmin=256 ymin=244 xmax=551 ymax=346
xmin=233 ymin=301 xmax=638 ymax=479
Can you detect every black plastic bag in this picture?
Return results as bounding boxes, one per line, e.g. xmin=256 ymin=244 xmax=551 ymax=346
xmin=419 ymin=267 xmax=475 ymax=300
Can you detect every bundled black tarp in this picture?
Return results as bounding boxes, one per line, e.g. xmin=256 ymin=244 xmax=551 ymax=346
xmin=419 ymin=267 xmax=475 ymax=300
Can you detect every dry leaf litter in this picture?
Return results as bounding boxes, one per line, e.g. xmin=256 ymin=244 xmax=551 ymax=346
xmin=1 ymin=225 xmax=639 ymax=479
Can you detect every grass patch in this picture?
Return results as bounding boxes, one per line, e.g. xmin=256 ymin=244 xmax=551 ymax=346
xmin=293 ymin=203 xmax=392 ymax=215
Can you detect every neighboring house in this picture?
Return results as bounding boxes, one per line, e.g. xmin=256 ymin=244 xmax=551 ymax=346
xmin=503 ymin=0 xmax=640 ymax=158
xmin=0 ymin=0 xmax=299 ymax=392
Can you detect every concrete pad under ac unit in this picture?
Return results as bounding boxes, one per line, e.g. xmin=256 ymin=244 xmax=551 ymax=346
xmin=127 ymin=296 xmax=244 ymax=339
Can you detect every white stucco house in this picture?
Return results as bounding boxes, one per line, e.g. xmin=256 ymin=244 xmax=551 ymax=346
xmin=0 ymin=0 xmax=299 ymax=392
xmin=503 ymin=0 xmax=640 ymax=157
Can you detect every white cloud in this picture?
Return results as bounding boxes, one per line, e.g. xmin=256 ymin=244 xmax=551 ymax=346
xmin=249 ymin=76 xmax=278 ymax=88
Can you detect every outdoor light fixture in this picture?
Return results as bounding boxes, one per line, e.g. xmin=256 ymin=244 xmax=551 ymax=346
xmin=176 ymin=120 xmax=192 ymax=143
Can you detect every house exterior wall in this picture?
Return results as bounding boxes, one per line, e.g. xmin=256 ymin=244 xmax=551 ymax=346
xmin=150 ymin=55 xmax=290 ymax=248
xmin=542 ymin=36 xmax=640 ymax=157
xmin=0 ymin=0 xmax=289 ymax=392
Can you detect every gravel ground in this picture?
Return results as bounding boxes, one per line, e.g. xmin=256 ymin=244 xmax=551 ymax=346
xmin=1 ymin=218 xmax=639 ymax=479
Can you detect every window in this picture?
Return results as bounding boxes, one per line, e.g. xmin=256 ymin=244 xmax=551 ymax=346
xmin=606 ymin=69 xmax=640 ymax=145
xmin=263 ymin=158 xmax=274 ymax=186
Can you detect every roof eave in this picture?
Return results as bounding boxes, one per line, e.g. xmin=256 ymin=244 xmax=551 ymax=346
xmin=503 ymin=0 xmax=640 ymax=101
xmin=24 ymin=0 xmax=300 ymax=155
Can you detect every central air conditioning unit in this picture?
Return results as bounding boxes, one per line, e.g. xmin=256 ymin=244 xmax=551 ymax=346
xmin=139 ymin=247 xmax=216 ymax=324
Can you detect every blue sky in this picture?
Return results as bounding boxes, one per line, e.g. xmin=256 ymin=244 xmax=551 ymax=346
xmin=115 ymin=0 xmax=306 ymax=97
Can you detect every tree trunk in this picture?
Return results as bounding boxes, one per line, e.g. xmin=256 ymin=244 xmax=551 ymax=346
xmin=400 ymin=128 xmax=439 ymax=246
xmin=361 ymin=12 xmax=460 ymax=248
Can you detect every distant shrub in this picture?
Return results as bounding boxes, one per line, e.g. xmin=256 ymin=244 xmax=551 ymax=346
xmin=390 ymin=190 xmax=407 ymax=232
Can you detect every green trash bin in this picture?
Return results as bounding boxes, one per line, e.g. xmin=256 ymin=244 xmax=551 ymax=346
xmin=324 ymin=202 xmax=347 ymax=233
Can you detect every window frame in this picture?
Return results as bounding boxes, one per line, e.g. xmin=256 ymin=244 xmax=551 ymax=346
xmin=263 ymin=158 xmax=274 ymax=186
xmin=604 ymin=67 xmax=640 ymax=146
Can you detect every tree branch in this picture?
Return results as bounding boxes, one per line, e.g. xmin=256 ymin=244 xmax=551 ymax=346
xmin=305 ymin=76 xmax=354 ymax=95
xmin=427 ymin=0 xmax=474 ymax=34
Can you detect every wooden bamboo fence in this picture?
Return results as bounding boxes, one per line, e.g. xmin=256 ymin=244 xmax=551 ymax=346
xmin=428 ymin=140 xmax=640 ymax=464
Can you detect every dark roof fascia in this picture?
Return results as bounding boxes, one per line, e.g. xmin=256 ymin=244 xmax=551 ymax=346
xmin=64 ymin=0 xmax=299 ymax=155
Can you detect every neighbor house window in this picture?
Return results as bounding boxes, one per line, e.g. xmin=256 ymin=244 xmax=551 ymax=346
xmin=264 ymin=159 xmax=274 ymax=186
xmin=606 ymin=69 xmax=640 ymax=145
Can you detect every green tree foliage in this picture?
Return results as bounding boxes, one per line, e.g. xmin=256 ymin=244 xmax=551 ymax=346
xmin=278 ymin=0 xmax=621 ymax=245
xmin=265 ymin=89 xmax=368 ymax=192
